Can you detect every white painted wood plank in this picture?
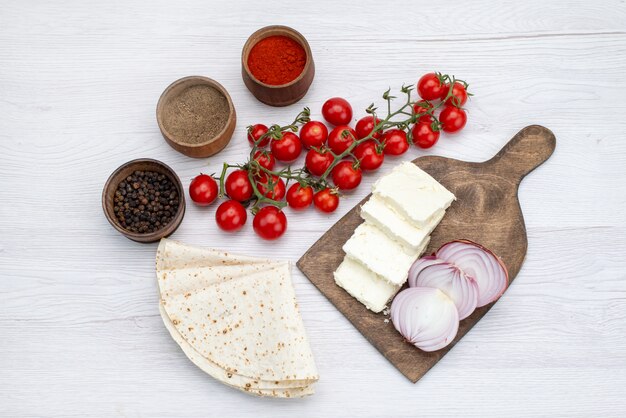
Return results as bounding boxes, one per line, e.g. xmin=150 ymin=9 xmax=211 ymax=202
xmin=1 ymin=0 xmax=626 ymax=416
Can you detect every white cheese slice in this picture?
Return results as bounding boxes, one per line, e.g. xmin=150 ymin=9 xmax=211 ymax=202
xmin=334 ymin=256 xmax=400 ymax=313
xmin=360 ymin=195 xmax=445 ymax=251
xmin=342 ymin=222 xmax=429 ymax=286
xmin=372 ymin=162 xmax=455 ymax=227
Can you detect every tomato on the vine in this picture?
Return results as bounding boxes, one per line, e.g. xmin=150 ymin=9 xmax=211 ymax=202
xmin=270 ymin=132 xmax=302 ymax=163
xmin=354 ymin=140 xmax=384 ymax=171
xmin=305 ymin=147 xmax=334 ymax=176
xmin=442 ymin=82 xmax=468 ymax=107
xmin=439 ymin=106 xmax=467 ymax=133
xmin=286 ymin=184 xmax=313 ymax=210
xmin=256 ymin=173 xmax=286 ymax=200
xmin=299 ymin=121 xmax=328 ymax=149
xmin=355 ymin=116 xmax=382 ymax=140
xmin=328 ymin=125 xmax=357 ymax=155
xmin=382 ymin=129 xmax=409 ymax=155
xmin=225 ymin=169 xmax=253 ymax=202
xmin=313 ymin=188 xmax=339 ymax=213
xmin=411 ymin=122 xmax=440 ymax=149
xmin=253 ymin=150 xmax=275 ymax=171
xmin=215 ymin=200 xmax=247 ymax=232
xmin=332 ymin=160 xmax=362 ymax=190
xmin=248 ymin=124 xmax=269 ymax=147
xmin=417 ymin=73 xmax=446 ymax=101
xmin=412 ymin=100 xmax=434 ymax=124
xmin=188 ymin=174 xmax=218 ymax=206
xmin=322 ymin=97 xmax=352 ymax=126
xmin=253 ymin=206 xmax=287 ymax=240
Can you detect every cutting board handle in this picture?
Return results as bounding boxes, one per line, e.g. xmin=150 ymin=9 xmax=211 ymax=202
xmin=488 ymin=125 xmax=556 ymax=183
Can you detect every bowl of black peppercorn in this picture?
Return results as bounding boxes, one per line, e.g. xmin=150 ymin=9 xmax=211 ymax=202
xmin=102 ymin=158 xmax=185 ymax=243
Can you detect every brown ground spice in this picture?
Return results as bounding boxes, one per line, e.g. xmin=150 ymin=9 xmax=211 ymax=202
xmin=162 ymin=84 xmax=229 ymax=144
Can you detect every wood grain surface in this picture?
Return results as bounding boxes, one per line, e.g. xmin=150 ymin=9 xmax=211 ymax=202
xmin=1 ymin=1 xmax=626 ymax=417
xmin=298 ymin=125 xmax=556 ymax=382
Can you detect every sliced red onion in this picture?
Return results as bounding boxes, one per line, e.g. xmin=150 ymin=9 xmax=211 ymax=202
xmin=436 ymin=240 xmax=509 ymax=307
xmin=413 ymin=263 xmax=479 ymax=320
xmin=390 ymin=287 xmax=459 ymax=352
xmin=407 ymin=256 xmax=448 ymax=287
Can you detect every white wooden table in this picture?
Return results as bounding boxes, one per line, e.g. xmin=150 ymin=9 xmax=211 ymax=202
xmin=2 ymin=1 xmax=626 ymax=416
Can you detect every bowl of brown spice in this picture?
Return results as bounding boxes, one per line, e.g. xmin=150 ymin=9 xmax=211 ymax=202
xmin=242 ymin=25 xmax=315 ymax=107
xmin=156 ymin=76 xmax=236 ymax=158
xmin=102 ymin=158 xmax=185 ymax=243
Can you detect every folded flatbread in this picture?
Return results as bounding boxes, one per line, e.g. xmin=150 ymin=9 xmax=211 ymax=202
xmin=156 ymin=239 xmax=318 ymax=397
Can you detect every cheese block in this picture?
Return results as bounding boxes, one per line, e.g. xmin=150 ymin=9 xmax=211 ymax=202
xmin=334 ymin=256 xmax=400 ymax=313
xmin=372 ymin=162 xmax=455 ymax=227
xmin=342 ymin=222 xmax=429 ymax=286
xmin=360 ymin=195 xmax=445 ymax=251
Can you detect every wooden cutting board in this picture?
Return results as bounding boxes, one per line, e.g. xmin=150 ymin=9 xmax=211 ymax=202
xmin=297 ymin=125 xmax=556 ymax=383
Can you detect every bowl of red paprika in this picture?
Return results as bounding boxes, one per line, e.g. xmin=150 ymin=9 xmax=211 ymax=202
xmin=242 ymin=25 xmax=315 ymax=107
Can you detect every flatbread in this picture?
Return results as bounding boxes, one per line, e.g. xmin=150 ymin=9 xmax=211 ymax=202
xmin=161 ymin=263 xmax=318 ymax=381
xmin=159 ymin=305 xmax=314 ymax=397
xmin=157 ymin=239 xmax=280 ymax=269
xmin=156 ymin=239 xmax=318 ymax=396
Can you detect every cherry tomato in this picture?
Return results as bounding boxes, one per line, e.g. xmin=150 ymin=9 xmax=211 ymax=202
xmin=332 ymin=160 xmax=362 ymax=190
xmin=256 ymin=173 xmax=286 ymax=200
xmin=299 ymin=121 xmax=328 ymax=149
xmin=248 ymin=124 xmax=269 ymax=147
xmin=253 ymin=206 xmax=287 ymax=240
xmin=442 ymin=82 xmax=468 ymax=107
xmin=327 ymin=125 xmax=357 ymax=155
xmin=322 ymin=97 xmax=353 ymax=126
xmin=286 ymin=184 xmax=313 ymax=210
xmin=305 ymin=147 xmax=334 ymax=176
xmin=382 ymin=129 xmax=409 ymax=156
xmin=417 ymin=73 xmax=446 ymax=101
xmin=355 ymin=116 xmax=382 ymax=140
xmin=313 ymin=188 xmax=339 ymax=213
xmin=215 ymin=200 xmax=247 ymax=232
xmin=188 ymin=174 xmax=218 ymax=206
xmin=271 ymin=132 xmax=302 ymax=163
xmin=253 ymin=150 xmax=275 ymax=171
xmin=412 ymin=100 xmax=434 ymax=123
xmin=411 ymin=122 xmax=440 ymax=149
xmin=354 ymin=140 xmax=384 ymax=171
xmin=439 ymin=106 xmax=467 ymax=133
xmin=225 ymin=170 xmax=253 ymax=202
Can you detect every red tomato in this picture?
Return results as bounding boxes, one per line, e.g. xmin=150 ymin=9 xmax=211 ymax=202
xmin=354 ymin=140 xmax=384 ymax=171
xmin=411 ymin=123 xmax=441 ymax=149
xmin=256 ymin=173 xmax=286 ymax=200
xmin=286 ymin=184 xmax=313 ymax=210
xmin=327 ymin=125 xmax=357 ymax=155
xmin=332 ymin=160 xmax=362 ymax=190
xmin=215 ymin=200 xmax=247 ymax=232
xmin=382 ymin=129 xmax=409 ymax=155
xmin=271 ymin=132 xmax=302 ymax=163
xmin=299 ymin=121 xmax=328 ymax=149
xmin=322 ymin=97 xmax=353 ymax=126
xmin=305 ymin=148 xmax=334 ymax=176
xmin=313 ymin=188 xmax=339 ymax=213
xmin=440 ymin=106 xmax=467 ymax=133
xmin=225 ymin=170 xmax=253 ymax=202
xmin=253 ymin=206 xmax=287 ymax=240
xmin=355 ymin=116 xmax=382 ymax=139
xmin=417 ymin=73 xmax=446 ymax=101
xmin=188 ymin=174 xmax=218 ymax=206
xmin=247 ymin=124 xmax=269 ymax=147
xmin=442 ymin=82 xmax=468 ymax=107
xmin=252 ymin=150 xmax=276 ymax=171
xmin=412 ymin=100 xmax=434 ymax=123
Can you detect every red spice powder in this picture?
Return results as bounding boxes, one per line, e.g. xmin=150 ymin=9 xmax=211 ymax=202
xmin=247 ymin=35 xmax=306 ymax=86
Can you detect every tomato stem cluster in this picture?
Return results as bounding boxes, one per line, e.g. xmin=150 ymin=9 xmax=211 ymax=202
xmin=217 ymin=78 xmax=469 ymax=211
